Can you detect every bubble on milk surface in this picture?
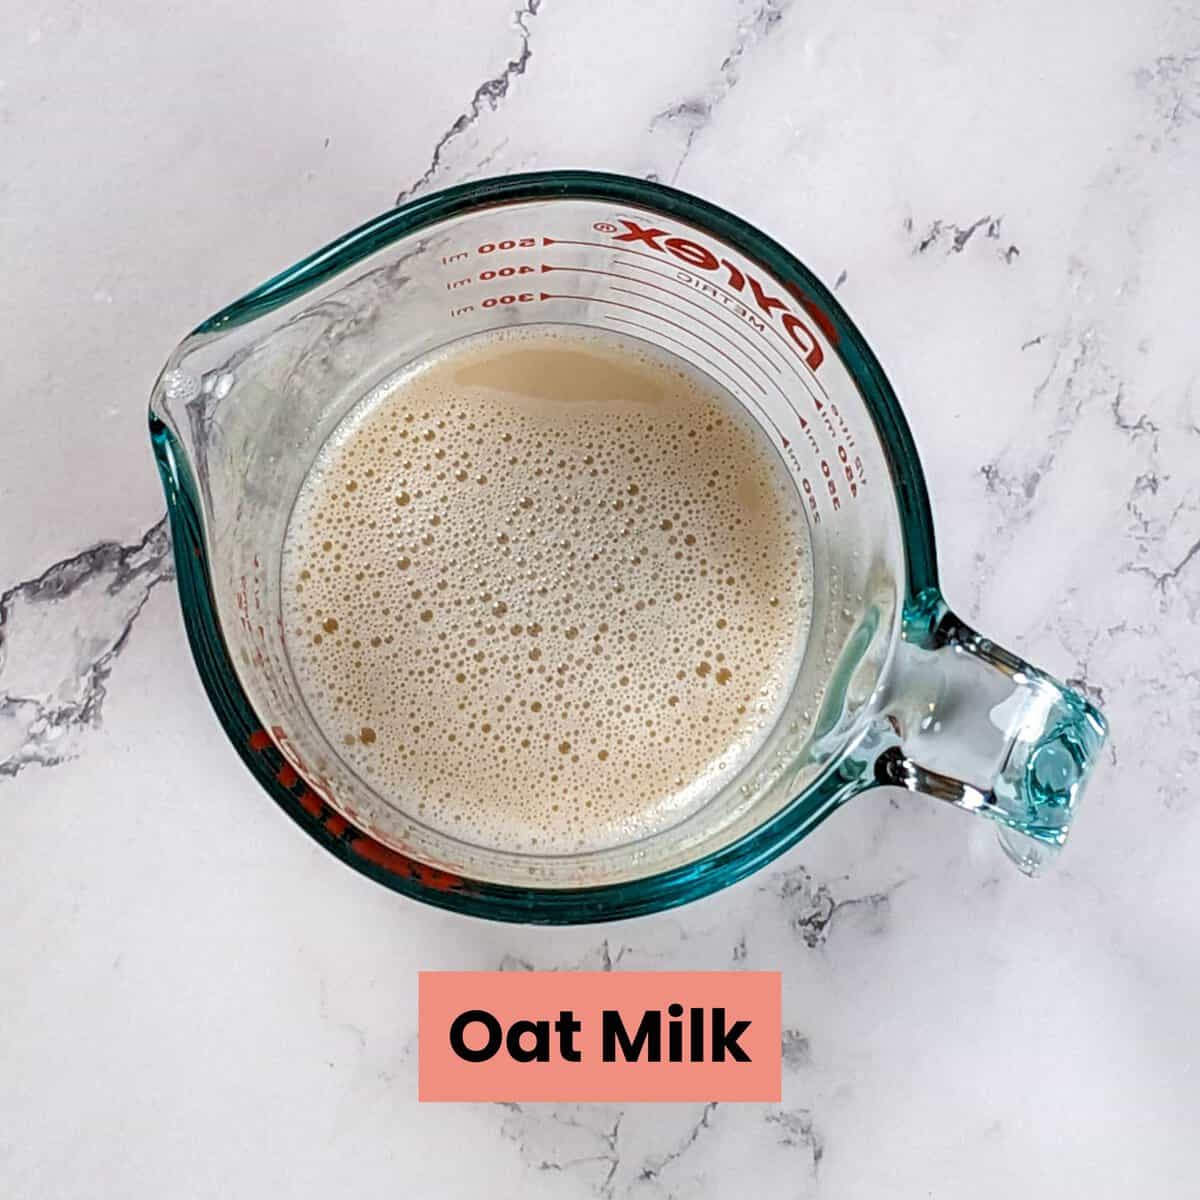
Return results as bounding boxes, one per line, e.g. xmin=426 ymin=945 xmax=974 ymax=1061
xmin=281 ymin=326 xmax=812 ymax=853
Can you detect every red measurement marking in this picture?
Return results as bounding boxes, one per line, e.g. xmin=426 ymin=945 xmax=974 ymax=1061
xmin=609 ymin=218 xmax=828 ymax=376
xmin=478 ymin=238 xmax=536 ymax=253
xmin=542 ymin=265 xmax=788 ymax=404
xmin=298 ymin=787 xmax=323 ymax=818
xmin=545 ymin=236 xmax=828 ymax=399
xmin=829 ymin=403 xmax=856 ymax=449
xmin=614 ymin=257 xmax=829 ymax=411
xmin=545 ymin=262 xmax=783 ymax=372
xmin=539 ymin=291 xmax=767 ymax=397
xmin=597 ymin=314 xmax=783 ymax=442
xmin=609 ymin=257 xmax=830 ymax=453
xmin=611 ymin=285 xmax=795 ymax=401
xmin=543 ymin=237 xmax=605 ymax=247
xmin=348 ymin=837 xmax=466 ymax=892
xmin=543 ymin=263 xmax=786 ymax=379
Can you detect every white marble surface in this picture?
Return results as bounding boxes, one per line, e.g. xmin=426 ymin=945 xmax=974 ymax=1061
xmin=3 ymin=1 xmax=1199 ymax=1195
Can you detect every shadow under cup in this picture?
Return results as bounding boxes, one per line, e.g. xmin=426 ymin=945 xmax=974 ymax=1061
xmin=150 ymin=171 xmax=1106 ymax=923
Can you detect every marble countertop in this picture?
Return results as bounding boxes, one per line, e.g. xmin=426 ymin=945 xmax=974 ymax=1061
xmin=4 ymin=1 xmax=1199 ymax=1195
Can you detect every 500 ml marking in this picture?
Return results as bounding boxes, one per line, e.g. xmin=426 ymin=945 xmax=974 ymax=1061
xmin=440 ymin=237 xmax=537 ymax=265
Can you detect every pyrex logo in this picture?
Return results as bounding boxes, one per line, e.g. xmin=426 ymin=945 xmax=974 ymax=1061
xmin=607 ymin=219 xmax=829 ymax=373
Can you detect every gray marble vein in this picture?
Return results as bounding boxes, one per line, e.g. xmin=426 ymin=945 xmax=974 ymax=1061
xmin=637 ymin=1101 xmax=719 ymax=1183
xmin=765 ymin=1107 xmax=822 ymax=1167
xmin=780 ymin=1028 xmax=811 ymax=1069
xmin=395 ymin=0 xmax=544 ymax=204
xmin=770 ymin=866 xmax=898 ymax=949
xmin=1135 ymin=49 xmax=1200 ymax=143
xmin=499 ymin=1093 xmax=827 ymax=1196
xmin=500 ymin=1104 xmax=625 ymax=1196
xmin=647 ymin=0 xmax=794 ymax=184
xmin=0 ymin=518 xmax=172 ymax=778
xmin=906 ymin=214 xmax=1020 ymax=262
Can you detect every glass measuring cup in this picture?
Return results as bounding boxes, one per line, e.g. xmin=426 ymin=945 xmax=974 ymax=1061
xmin=149 ymin=171 xmax=1107 ymax=923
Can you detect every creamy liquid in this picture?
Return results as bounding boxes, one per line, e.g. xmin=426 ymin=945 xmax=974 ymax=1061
xmin=281 ymin=326 xmax=812 ymax=853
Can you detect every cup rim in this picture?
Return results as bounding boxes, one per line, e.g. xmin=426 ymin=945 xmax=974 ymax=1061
xmin=152 ymin=169 xmax=941 ymax=923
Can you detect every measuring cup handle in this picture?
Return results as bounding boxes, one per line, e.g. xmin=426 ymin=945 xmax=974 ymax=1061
xmin=865 ymin=597 xmax=1108 ymax=873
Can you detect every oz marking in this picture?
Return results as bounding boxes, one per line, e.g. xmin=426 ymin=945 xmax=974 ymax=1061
xmin=829 ymin=403 xmax=856 ymax=448
xmin=836 ymin=443 xmax=867 ymax=495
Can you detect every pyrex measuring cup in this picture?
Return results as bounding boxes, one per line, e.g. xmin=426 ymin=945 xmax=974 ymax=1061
xmin=149 ymin=171 xmax=1107 ymax=923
